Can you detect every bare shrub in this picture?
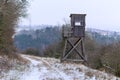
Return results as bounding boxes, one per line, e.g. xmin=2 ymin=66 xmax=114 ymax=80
xmin=85 ymin=34 xmax=103 ymax=69
xmin=23 ymin=48 xmax=42 ymax=56
xmin=100 ymin=42 xmax=120 ymax=77
xmin=0 ymin=0 xmax=28 ymax=58
xmin=44 ymin=41 xmax=63 ymax=58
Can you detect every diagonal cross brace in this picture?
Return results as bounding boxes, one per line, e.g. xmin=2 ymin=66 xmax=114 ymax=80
xmin=67 ymin=39 xmax=86 ymax=61
xmin=63 ymin=38 xmax=82 ymax=60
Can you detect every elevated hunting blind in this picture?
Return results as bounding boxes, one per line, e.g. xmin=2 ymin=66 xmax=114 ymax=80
xmin=61 ymin=14 xmax=87 ymax=63
xmin=70 ymin=14 xmax=86 ymax=37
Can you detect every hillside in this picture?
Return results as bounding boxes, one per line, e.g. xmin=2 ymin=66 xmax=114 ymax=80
xmin=1 ymin=54 xmax=120 ymax=80
xmin=87 ymin=28 xmax=120 ymax=44
xmin=14 ymin=26 xmax=120 ymax=52
xmin=14 ymin=27 xmax=61 ymax=51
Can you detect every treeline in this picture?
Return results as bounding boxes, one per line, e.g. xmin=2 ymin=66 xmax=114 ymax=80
xmin=88 ymin=31 xmax=120 ymax=45
xmin=14 ymin=27 xmax=62 ymax=52
xmin=14 ymin=26 xmax=120 ymax=52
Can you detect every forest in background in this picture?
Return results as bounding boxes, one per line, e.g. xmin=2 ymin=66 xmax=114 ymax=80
xmin=14 ymin=26 xmax=120 ymax=52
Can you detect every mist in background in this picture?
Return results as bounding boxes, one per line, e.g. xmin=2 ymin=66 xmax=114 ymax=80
xmin=19 ymin=0 xmax=120 ymax=32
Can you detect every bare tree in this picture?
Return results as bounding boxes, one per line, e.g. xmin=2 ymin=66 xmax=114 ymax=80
xmin=0 ymin=0 xmax=28 ymax=58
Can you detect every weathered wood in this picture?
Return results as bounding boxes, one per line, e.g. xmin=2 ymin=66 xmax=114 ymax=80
xmin=70 ymin=14 xmax=86 ymax=37
xmin=61 ymin=38 xmax=87 ymax=62
xmin=64 ymin=59 xmax=84 ymax=62
xmin=61 ymin=39 xmax=67 ymax=61
xmin=63 ymin=26 xmax=72 ymax=37
xmin=67 ymin=38 xmax=86 ymax=61
xmin=63 ymin=38 xmax=82 ymax=60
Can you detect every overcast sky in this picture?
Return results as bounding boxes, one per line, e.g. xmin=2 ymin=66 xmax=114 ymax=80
xmin=20 ymin=0 xmax=120 ymax=31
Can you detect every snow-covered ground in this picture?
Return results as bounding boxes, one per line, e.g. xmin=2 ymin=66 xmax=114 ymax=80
xmin=0 ymin=54 xmax=120 ymax=80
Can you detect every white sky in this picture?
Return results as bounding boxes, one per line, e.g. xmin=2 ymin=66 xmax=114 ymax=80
xmin=20 ymin=0 xmax=120 ymax=31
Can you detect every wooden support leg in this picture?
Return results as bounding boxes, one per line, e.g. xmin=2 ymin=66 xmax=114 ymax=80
xmin=61 ymin=37 xmax=87 ymax=63
xmin=62 ymin=38 xmax=82 ymax=60
xmin=67 ymin=39 xmax=86 ymax=61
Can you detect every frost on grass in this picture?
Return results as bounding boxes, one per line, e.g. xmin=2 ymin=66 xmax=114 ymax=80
xmin=0 ymin=54 xmax=120 ymax=80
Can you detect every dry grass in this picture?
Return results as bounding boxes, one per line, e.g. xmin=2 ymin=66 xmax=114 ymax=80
xmin=0 ymin=53 xmax=29 ymax=74
xmin=0 ymin=56 xmax=11 ymax=72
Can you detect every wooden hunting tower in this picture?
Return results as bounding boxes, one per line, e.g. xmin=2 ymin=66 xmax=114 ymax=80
xmin=61 ymin=14 xmax=87 ymax=63
xmin=70 ymin=14 xmax=86 ymax=37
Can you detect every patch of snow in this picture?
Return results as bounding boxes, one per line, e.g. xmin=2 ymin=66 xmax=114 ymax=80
xmin=1 ymin=54 xmax=120 ymax=80
xmin=21 ymin=55 xmax=40 ymax=66
xmin=21 ymin=66 xmax=40 ymax=80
